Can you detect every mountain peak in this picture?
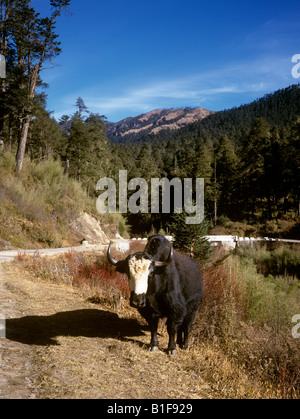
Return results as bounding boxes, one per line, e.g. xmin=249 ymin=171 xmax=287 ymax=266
xmin=106 ymin=107 xmax=215 ymax=143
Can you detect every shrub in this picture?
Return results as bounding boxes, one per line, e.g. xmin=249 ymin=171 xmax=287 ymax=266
xmin=237 ymin=245 xmax=300 ymax=279
xmin=0 ymin=150 xmax=15 ymax=174
xmin=64 ymin=250 xmax=130 ymax=300
xmin=31 ymin=158 xmax=65 ymax=186
xmin=192 ymin=252 xmax=300 ymax=397
xmin=17 ymin=250 xmax=130 ymax=308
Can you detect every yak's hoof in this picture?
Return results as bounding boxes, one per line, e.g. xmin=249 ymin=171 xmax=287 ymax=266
xmin=167 ymin=349 xmax=177 ymax=356
xmin=149 ymin=345 xmax=158 ymax=352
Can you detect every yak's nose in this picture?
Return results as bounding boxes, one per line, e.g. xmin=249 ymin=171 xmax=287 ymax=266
xmin=130 ymin=292 xmax=146 ymax=308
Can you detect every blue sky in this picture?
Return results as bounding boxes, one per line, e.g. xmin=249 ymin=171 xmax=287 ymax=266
xmin=33 ymin=0 xmax=300 ymax=122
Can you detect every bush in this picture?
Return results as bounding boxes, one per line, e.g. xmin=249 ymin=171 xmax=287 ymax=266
xmin=17 ymin=250 xmax=130 ymax=308
xmin=0 ymin=150 xmax=15 ymax=174
xmin=31 ymin=158 xmax=65 ymax=185
xmin=237 ymin=245 xmax=300 ymax=279
xmin=192 ymin=253 xmax=300 ymax=397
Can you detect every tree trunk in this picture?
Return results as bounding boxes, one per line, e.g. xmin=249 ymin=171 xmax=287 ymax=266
xmin=15 ymin=70 xmax=38 ymax=173
xmin=214 ymin=158 xmax=217 ymax=225
xmin=267 ymin=195 xmax=272 ymax=220
xmin=78 ymin=153 xmax=81 ymax=182
xmin=64 ymin=159 xmax=69 ymax=175
xmin=0 ymin=79 xmax=5 ymax=147
xmin=16 ymin=116 xmax=30 ymax=174
xmin=8 ymin=114 xmax=13 ymax=152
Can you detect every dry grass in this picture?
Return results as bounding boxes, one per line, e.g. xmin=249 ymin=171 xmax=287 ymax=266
xmin=0 ymin=151 xmax=129 ymax=249
xmin=12 ymin=243 xmax=300 ymax=399
xmin=192 ymin=250 xmax=300 ymax=399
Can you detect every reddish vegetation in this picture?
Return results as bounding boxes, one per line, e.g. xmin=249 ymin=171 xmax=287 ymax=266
xmin=64 ymin=250 xmax=130 ymax=299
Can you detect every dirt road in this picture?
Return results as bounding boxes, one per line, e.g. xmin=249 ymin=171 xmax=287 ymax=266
xmin=0 ymin=245 xmax=104 ymax=263
xmin=0 ymin=260 xmax=213 ymax=399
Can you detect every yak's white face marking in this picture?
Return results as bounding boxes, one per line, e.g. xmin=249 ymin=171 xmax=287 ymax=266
xmin=128 ymin=256 xmax=152 ymax=295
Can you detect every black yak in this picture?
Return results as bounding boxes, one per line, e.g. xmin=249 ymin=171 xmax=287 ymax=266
xmin=107 ymin=235 xmax=203 ymax=355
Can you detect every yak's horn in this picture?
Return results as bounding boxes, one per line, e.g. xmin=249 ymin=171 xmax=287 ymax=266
xmin=107 ymin=242 xmax=118 ymax=266
xmin=153 ymin=245 xmax=173 ymax=267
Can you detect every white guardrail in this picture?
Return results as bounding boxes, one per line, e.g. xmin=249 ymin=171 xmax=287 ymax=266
xmin=113 ymin=235 xmax=300 ymax=253
xmin=204 ymin=235 xmax=300 ymax=250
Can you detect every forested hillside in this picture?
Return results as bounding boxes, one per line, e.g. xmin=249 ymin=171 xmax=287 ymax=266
xmin=0 ymin=0 xmax=299 ymax=238
xmin=111 ymin=84 xmax=300 ymax=234
xmin=119 ymin=84 xmax=300 ymax=146
xmin=1 ymin=86 xmax=299 ymax=237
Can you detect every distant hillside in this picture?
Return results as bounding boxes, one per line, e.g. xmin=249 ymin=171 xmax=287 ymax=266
xmin=106 ymin=107 xmax=215 ymax=143
xmin=170 ymin=84 xmax=300 ymax=146
xmin=107 ymin=84 xmax=300 ymax=234
xmin=108 ymin=84 xmax=300 ymax=146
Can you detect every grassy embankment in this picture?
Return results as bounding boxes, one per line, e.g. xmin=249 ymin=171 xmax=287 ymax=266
xmin=0 ymin=151 xmax=126 ymax=249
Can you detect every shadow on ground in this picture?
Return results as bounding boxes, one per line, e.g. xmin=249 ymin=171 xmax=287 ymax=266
xmin=6 ymin=309 xmax=145 ymax=346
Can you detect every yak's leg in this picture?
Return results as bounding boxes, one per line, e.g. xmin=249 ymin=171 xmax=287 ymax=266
xmin=181 ymin=310 xmax=198 ymax=350
xmin=166 ymin=319 xmax=179 ymax=355
xmin=176 ymin=325 xmax=184 ymax=348
xmin=148 ymin=316 xmax=159 ymax=352
xmin=138 ymin=307 xmax=159 ymax=352
xmin=183 ymin=326 xmax=189 ymax=350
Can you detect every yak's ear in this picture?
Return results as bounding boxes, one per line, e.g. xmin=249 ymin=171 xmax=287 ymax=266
xmin=153 ymin=245 xmax=173 ymax=268
xmin=115 ymin=260 xmax=128 ymax=274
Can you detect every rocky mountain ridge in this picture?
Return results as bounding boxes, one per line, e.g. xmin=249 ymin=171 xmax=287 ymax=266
xmin=106 ymin=107 xmax=215 ymax=143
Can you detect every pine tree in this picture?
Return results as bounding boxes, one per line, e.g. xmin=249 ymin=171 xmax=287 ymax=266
xmin=85 ymin=112 xmax=112 ymax=182
xmin=135 ymin=143 xmax=160 ymax=180
xmin=67 ymin=111 xmax=90 ymax=183
xmin=0 ymin=0 xmax=71 ymax=173
xmin=66 ymin=99 xmax=113 ymax=190
xmin=27 ymin=102 xmax=65 ymax=160
xmin=170 ymin=212 xmax=210 ymax=263
xmin=193 ymin=142 xmax=214 ymax=217
xmin=215 ymin=135 xmax=239 ymax=219
xmin=75 ymin=97 xmax=88 ymax=117
xmin=241 ymin=118 xmax=272 ymax=219
xmin=286 ymin=118 xmax=300 ymax=216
